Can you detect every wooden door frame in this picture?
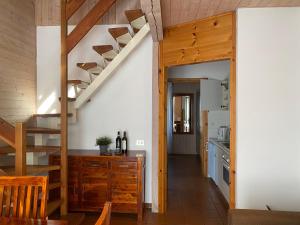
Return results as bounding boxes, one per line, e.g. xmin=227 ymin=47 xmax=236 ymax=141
xmin=158 ymin=12 xmax=236 ymax=213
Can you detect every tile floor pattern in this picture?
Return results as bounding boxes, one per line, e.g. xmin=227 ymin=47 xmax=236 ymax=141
xmin=82 ymin=155 xmax=228 ymax=225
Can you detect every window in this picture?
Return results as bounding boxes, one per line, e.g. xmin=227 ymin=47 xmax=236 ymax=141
xmin=173 ymin=94 xmax=193 ymax=134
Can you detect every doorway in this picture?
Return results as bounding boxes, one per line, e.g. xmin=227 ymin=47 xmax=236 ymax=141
xmin=157 ymin=12 xmax=236 ymax=212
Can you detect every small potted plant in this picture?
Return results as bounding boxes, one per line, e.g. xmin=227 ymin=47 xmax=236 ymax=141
xmin=96 ymin=136 xmax=112 ymax=152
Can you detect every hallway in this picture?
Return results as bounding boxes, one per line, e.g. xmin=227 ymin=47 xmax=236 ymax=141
xmin=82 ymin=154 xmax=228 ymax=225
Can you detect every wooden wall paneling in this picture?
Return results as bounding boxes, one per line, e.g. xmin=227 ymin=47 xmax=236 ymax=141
xmin=162 ymin=13 xmax=234 ymax=67
xmin=158 ymin=42 xmax=167 ymax=213
xmin=151 ymin=42 xmax=159 ymax=212
xmin=229 ymin=12 xmax=236 ymax=209
xmin=66 ymin=0 xmax=88 ymax=20
xmin=0 ymin=0 xmax=36 ymax=124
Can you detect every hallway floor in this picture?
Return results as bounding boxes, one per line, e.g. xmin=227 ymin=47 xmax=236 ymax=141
xmin=82 ymin=155 xmax=228 ymax=225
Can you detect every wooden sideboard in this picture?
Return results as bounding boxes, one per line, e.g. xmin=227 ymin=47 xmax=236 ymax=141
xmin=49 ymin=150 xmax=145 ymax=221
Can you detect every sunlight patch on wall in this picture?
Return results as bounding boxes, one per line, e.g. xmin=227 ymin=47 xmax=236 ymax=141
xmin=37 ymin=92 xmax=56 ymax=114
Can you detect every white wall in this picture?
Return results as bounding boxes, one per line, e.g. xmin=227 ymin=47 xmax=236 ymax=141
xmin=236 ymin=7 xmax=300 ymax=211
xmin=168 ymin=60 xmax=230 ymax=80
xmin=171 ymin=83 xmax=200 ymax=155
xmin=37 ymin=25 xmax=153 ymax=203
xmin=208 ymin=111 xmax=230 ymax=139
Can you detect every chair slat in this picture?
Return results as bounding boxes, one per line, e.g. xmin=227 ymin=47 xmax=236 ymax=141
xmin=12 ymin=186 xmax=19 ymax=217
xmin=25 ymin=186 xmax=32 ymax=218
xmin=18 ymin=186 xmax=25 ymax=218
xmin=0 ymin=177 xmax=48 ymax=220
xmin=32 ymin=186 xmax=39 ymax=219
xmin=0 ymin=185 xmax=4 ymax=216
xmin=5 ymin=186 xmax=12 ymax=217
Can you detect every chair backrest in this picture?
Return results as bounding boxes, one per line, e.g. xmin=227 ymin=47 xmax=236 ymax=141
xmin=95 ymin=202 xmax=112 ymax=225
xmin=0 ymin=176 xmax=48 ymax=220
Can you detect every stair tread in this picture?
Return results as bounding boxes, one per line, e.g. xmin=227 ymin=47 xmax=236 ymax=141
xmin=58 ymin=97 xmax=76 ymax=102
xmin=49 ymin=182 xmax=61 ymax=190
xmin=27 ymin=145 xmax=61 ymax=153
xmin=0 ymin=165 xmax=61 ymax=176
xmin=27 ymin=127 xmax=61 ymax=134
xmin=108 ymin=27 xmax=130 ymax=39
xmin=47 ymin=200 xmax=62 ymax=216
xmin=125 ymin=9 xmax=144 ymax=22
xmin=93 ymin=45 xmax=114 ymax=54
xmin=33 ymin=113 xmax=73 ymax=118
xmin=68 ymin=80 xmax=88 ymax=85
xmin=77 ymin=62 xmax=97 ymax=71
xmin=0 ymin=145 xmax=61 ymax=154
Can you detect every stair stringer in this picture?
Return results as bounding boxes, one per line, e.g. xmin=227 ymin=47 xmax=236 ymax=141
xmin=74 ymin=23 xmax=150 ymax=109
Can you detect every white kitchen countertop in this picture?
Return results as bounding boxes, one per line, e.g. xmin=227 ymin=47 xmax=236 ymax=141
xmin=209 ymin=138 xmax=230 ymax=152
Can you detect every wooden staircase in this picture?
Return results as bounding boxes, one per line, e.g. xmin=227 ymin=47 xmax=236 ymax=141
xmin=69 ymin=9 xmax=149 ymax=109
xmin=0 ymin=4 xmax=148 ymax=224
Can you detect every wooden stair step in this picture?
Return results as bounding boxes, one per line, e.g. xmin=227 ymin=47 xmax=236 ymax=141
xmin=27 ymin=127 xmax=61 ymax=134
xmin=27 ymin=145 xmax=61 ymax=153
xmin=125 ymin=9 xmax=146 ymax=33
xmin=0 ymin=146 xmax=60 ymax=154
xmin=47 ymin=200 xmax=62 ymax=216
xmin=33 ymin=113 xmax=73 ymax=118
xmin=108 ymin=27 xmax=132 ymax=47
xmin=93 ymin=45 xmax=118 ymax=61
xmin=49 ymin=182 xmax=61 ymax=191
xmin=68 ymin=79 xmax=89 ymax=89
xmin=49 ymin=213 xmax=85 ymax=225
xmin=0 ymin=165 xmax=61 ymax=176
xmin=125 ymin=9 xmax=144 ymax=22
xmin=58 ymin=97 xmax=76 ymax=102
xmin=77 ymin=62 xmax=97 ymax=71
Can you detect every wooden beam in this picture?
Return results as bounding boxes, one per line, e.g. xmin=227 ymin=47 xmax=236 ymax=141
xmin=66 ymin=0 xmax=87 ymax=20
xmin=60 ymin=0 xmax=68 ymax=215
xmin=0 ymin=117 xmax=15 ymax=148
xmin=15 ymin=123 xmax=26 ymax=176
xmin=229 ymin=12 xmax=236 ymax=209
xmin=140 ymin=0 xmax=163 ymax=41
xmin=66 ymin=0 xmax=116 ymax=53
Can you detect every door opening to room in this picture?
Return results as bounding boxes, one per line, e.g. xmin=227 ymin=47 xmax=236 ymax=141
xmin=164 ymin=61 xmax=231 ymax=224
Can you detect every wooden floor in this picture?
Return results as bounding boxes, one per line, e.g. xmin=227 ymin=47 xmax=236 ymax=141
xmin=81 ymin=154 xmax=228 ymax=225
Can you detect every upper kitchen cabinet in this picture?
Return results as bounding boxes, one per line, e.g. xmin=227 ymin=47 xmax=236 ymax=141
xmin=200 ymin=79 xmax=229 ymax=111
xmin=200 ymin=79 xmax=222 ymax=111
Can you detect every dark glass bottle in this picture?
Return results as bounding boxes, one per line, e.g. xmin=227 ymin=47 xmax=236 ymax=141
xmin=122 ymin=131 xmax=128 ymax=153
xmin=116 ymin=131 xmax=121 ymax=151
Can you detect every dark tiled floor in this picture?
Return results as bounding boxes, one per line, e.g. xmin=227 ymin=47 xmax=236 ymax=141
xmin=82 ymin=155 xmax=228 ymax=225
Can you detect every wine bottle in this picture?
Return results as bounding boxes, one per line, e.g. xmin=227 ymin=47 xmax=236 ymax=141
xmin=122 ymin=131 xmax=128 ymax=153
xmin=116 ymin=131 xmax=121 ymax=151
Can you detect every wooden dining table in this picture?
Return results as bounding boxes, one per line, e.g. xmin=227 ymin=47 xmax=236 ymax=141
xmin=0 ymin=217 xmax=68 ymax=224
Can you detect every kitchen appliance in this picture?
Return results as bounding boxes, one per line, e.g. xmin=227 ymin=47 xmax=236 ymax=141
xmin=219 ymin=148 xmax=230 ymax=202
xmin=217 ymin=126 xmax=229 ymax=141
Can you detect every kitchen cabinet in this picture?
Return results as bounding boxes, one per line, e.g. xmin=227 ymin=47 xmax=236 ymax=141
xmin=208 ymin=142 xmax=216 ymax=181
xmin=49 ymin=150 xmax=145 ymax=221
xmin=200 ymin=79 xmax=222 ymax=111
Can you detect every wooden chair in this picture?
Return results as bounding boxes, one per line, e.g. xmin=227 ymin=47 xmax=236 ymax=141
xmin=95 ymin=202 xmax=112 ymax=225
xmin=0 ymin=176 xmax=48 ymax=220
